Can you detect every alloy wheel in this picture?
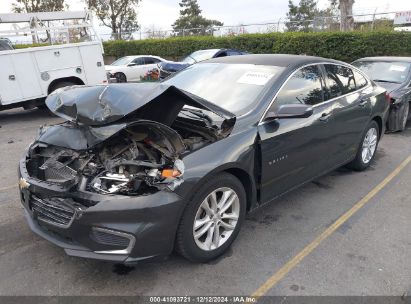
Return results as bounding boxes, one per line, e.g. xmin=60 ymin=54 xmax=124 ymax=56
xmin=193 ymin=187 xmax=240 ymax=251
xmin=116 ymin=73 xmax=127 ymax=83
xmin=361 ymin=127 xmax=378 ymax=164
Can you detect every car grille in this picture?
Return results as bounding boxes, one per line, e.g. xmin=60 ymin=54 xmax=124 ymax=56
xmin=30 ymin=196 xmax=75 ymax=228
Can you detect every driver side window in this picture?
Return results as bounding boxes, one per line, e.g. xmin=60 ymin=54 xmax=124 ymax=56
xmin=271 ymin=65 xmax=324 ymax=112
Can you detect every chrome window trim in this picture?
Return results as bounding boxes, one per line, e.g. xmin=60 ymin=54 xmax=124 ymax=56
xmin=258 ymin=61 xmax=372 ymax=125
xmin=93 ymin=227 xmax=136 ymax=255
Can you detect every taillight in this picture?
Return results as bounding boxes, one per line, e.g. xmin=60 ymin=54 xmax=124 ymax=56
xmin=385 ymin=92 xmax=393 ymax=104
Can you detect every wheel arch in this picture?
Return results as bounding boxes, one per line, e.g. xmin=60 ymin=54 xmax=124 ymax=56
xmin=48 ymin=76 xmax=85 ymax=94
xmin=183 ymin=164 xmax=258 ymax=213
xmin=372 ymin=115 xmax=383 ymax=138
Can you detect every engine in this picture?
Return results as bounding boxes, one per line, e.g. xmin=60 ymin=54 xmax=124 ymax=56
xmin=26 ymin=128 xmax=185 ymax=195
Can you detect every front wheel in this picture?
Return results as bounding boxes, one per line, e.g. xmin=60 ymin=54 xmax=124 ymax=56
xmin=115 ymin=72 xmax=127 ymax=83
xmin=347 ymin=120 xmax=379 ymax=171
xmin=176 ymin=173 xmax=246 ymax=263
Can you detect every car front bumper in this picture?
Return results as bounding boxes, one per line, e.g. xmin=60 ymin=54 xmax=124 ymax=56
xmin=18 ymin=158 xmax=185 ymax=264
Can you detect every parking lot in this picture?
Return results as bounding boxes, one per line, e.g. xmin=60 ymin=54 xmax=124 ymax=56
xmin=0 ymin=107 xmax=410 ymax=296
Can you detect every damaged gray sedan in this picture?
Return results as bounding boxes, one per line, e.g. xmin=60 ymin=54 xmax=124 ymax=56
xmin=18 ymin=55 xmax=388 ymax=263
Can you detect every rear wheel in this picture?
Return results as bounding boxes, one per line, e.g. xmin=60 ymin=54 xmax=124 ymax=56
xmin=347 ymin=120 xmax=379 ymax=171
xmin=38 ymin=81 xmax=77 ymax=110
xmin=176 ymin=173 xmax=246 ymax=263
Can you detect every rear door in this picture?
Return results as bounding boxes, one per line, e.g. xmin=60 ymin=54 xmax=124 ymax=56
xmin=258 ymin=65 xmax=337 ymax=203
xmin=321 ymin=64 xmax=372 ymax=163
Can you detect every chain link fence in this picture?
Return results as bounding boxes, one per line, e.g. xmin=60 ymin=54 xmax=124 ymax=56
xmin=95 ymin=11 xmax=406 ymax=41
xmin=3 ymin=10 xmax=410 ymax=45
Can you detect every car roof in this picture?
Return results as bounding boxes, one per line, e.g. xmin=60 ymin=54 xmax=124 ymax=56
xmin=203 ymin=54 xmax=342 ymax=67
xmin=354 ymin=56 xmax=411 ymax=63
xmin=124 ymin=55 xmax=162 ymax=59
xmin=191 ymin=48 xmax=246 ymax=53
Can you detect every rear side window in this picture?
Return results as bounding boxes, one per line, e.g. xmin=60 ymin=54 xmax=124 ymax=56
xmin=131 ymin=58 xmax=145 ymax=65
xmin=324 ymin=65 xmax=356 ymax=99
xmin=353 ymin=70 xmax=367 ymax=89
xmin=274 ymin=65 xmax=324 ymax=109
xmin=145 ymin=57 xmax=161 ymax=64
xmin=227 ymin=50 xmax=241 ymax=56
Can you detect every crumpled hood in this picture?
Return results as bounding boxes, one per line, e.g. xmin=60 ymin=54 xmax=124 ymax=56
xmin=46 ymin=83 xmax=235 ymax=127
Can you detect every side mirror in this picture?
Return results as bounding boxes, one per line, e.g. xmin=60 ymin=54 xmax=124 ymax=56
xmin=265 ymin=104 xmax=313 ymax=121
xmin=127 ymin=63 xmax=137 ymax=67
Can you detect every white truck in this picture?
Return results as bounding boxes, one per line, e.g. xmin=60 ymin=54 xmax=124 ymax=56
xmin=0 ymin=11 xmax=108 ymax=110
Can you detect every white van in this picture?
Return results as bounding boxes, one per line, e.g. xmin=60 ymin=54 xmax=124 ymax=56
xmin=0 ymin=11 xmax=108 ymax=110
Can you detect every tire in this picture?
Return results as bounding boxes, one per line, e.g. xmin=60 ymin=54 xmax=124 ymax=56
xmin=50 ymin=81 xmax=77 ymax=93
xmin=176 ymin=173 xmax=246 ymax=263
xmin=347 ymin=120 xmax=380 ymax=171
xmin=399 ymin=101 xmax=409 ymax=132
xmin=115 ymin=72 xmax=127 ymax=83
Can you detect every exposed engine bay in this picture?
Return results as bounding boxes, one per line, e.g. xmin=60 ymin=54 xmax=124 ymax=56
xmin=25 ymin=114 xmax=233 ymax=196
xmin=24 ymin=83 xmax=236 ymax=196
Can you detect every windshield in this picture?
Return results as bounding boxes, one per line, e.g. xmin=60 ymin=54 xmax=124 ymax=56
xmin=353 ymin=61 xmax=411 ymax=84
xmin=164 ymin=63 xmax=284 ymax=115
xmin=111 ymin=57 xmax=133 ymax=66
xmin=182 ymin=49 xmax=220 ymax=64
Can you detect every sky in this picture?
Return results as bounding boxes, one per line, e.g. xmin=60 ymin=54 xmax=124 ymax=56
xmin=0 ymin=0 xmax=410 ymax=35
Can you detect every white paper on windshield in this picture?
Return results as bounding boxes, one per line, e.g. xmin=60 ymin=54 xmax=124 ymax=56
xmin=237 ymin=72 xmax=275 ymax=86
xmin=389 ymin=65 xmax=407 ymax=72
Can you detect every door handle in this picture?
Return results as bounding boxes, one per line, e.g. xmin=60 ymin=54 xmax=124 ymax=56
xmin=9 ymin=75 xmax=15 ymax=81
xmin=319 ymin=112 xmax=331 ymax=122
xmin=359 ymin=99 xmax=368 ymax=107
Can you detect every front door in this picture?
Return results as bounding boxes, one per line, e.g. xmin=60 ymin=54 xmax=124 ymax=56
xmin=127 ymin=57 xmax=146 ymax=81
xmin=258 ymin=65 xmax=338 ymax=204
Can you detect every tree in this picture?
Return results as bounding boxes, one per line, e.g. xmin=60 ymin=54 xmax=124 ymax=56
xmin=86 ymin=0 xmax=140 ymax=40
xmin=12 ymin=0 xmax=66 ymax=13
xmin=338 ymin=0 xmax=355 ymax=31
xmin=172 ymin=0 xmax=223 ymax=36
xmin=285 ymin=0 xmax=321 ymax=32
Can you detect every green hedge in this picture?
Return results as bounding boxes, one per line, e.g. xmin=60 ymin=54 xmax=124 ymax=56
xmin=102 ymin=31 xmax=411 ymax=62
xmin=14 ymin=43 xmax=49 ymax=49
xmin=14 ymin=31 xmax=411 ymax=63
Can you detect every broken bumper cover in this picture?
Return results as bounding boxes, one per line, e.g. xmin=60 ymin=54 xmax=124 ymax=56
xmin=18 ymin=159 xmax=185 ymax=264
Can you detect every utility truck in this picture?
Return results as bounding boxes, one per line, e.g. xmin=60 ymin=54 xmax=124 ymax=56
xmin=0 ymin=11 xmax=107 ymax=110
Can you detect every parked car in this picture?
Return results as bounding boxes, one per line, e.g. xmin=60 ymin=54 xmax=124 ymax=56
xmin=0 ymin=38 xmax=13 ymax=51
xmin=18 ymin=54 xmax=388 ymax=264
xmin=157 ymin=48 xmax=248 ymax=79
xmin=105 ymin=55 xmax=166 ymax=83
xmin=352 ymin=57 xmax=411 ymax=132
